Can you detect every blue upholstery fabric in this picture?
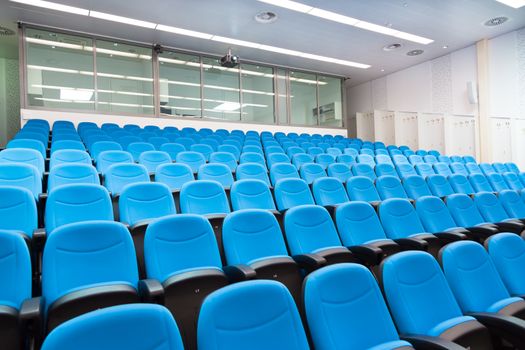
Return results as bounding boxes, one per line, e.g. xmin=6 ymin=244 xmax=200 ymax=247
xmin=469 ymin=174 xmax=493 ymax=193
xmin=379 ymin=198 xmax=427 ymax=239
xmin=104 ymin=163 xmax=149 ymax=195
xmin=179 ymin=180 xmax=230 ymax=215
xmin=0 ymin=148 xmax=45 ymax=175
xmin=352 ymin=163 xmax=376 ymax=181
xmin=415 ymin=196 xmax=460 ymax=233
xmin=448 ymin=174 xmax=475 ymax=195
xmin=48 ymin=164 xmax=100 ymax=191
xmin=487 ymin=173 xmax=510 ymax=192
xmin=0 ymin=163 xmax=42 ymax=198
xmin=312 ymin=177 xmax=349 ymax=206
xmin=299 ymin=163 xmax=326 ymax=185
xmin=50 ymin=150 xmax=91 ymax=169
xmin=230 ymin=179 xmax=276 ymax=211
xmin=426 ymin=174 xmax=454 ymax=197
xmin=376 ymin=175 xmax=408 ymax=200
xmin=198 ymin=163 xmax=234 ymax=188
xmin=91 ymin=141 xmax=122 ymax=160
xmin=488 ymin=233 xmax=525 ymax=297
xmin=415 ymin=163 xmax=435 ymax=178
xmin=326 ymin=163 xmax=352 ymax=183
xmin=499 ymin=190 xmax=525 ymax=218
xmin=138 ymin=151 xmax=171 ymax=173
xmin=270 ymin=163 xmax=300 ymax=187
xmin=209 ymin=152 xmax=238 ymax=171
xmin=403 ymin=175 xmax=432 ymax=199
xmin=7 ymin=139 xmax=47 ymax=159
xmin=473 ymin=192 xmax=511 ymax=222
xmin=119 ymin=182 xmax=176 ymax=226
xmin=274 ymin=178 xmax=314 ymax=211
xmin=346 ymin=176 xmax=381 ymax=202
xmin=155 ymin=163 xmax=194 ymax=190
xmin=433 ymin=162 xmax=452 ymax=177
xmin=176 ymin=151 xmax=206 ymax=173
xmin=446 ymin=193 xmax=487 ymax=228
xmin=236 ymin=163 xmax=270 ymax=186
xmin=0 ymin=230 xmax=31 ymax=309
xmin=96 ymin=151 xmax=133 ymax=174
xmin=335 ymin=201 xmax=389 ymax=246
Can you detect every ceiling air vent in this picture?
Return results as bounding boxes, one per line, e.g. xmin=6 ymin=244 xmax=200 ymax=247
xmin=407 ymin=49 xmax=424 ymax=56
xmin=484 ymin=16 xmax=508 ymax=27
xmin=383 ymin=43 xmax=402 ymax=51
xmin=255 ymin=11 xmax=278 ymax=24
xmin=0 ymin=26 xmax=15 ymax=36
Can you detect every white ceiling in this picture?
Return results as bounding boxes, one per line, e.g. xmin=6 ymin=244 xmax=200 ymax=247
xmin=1 ymin=0 xmax=524 ymax=85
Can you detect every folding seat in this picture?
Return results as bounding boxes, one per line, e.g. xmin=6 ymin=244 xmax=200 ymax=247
xmin=505 ymin=162 xmax=520 ymax=174
xmin=117 ymin=135 xmax=142 ymax=150
xmin=52 ymin=133 xmax=81 ymax=143
xmin=221 ymin=211 xmax=304 ymax=303
xmin=175 ymin=151 xmax=206 ymax=173
xmin=291 ymin=153 xmax=313 ymax=170
xmin=414 ymin=162 xmax=434 ymax=179
xmin=448 ymin=174 xmax=475 ymax=195
xmin=433 ymin=162 xmax=453 ymax=177
xmin=7 ymin=139 xmax=47 ymax=159
xmin=137 ymin=150 xmax=171 ymax=174
xmin=375 ymin=149 xmax=389 ymax=156
xmin=0 ymin=163 xmax=42 ymax=199
xmin=381 ymin=251 xmax=493 ymax=349
xmin=235 ymin=163 xmax=270 ymax=186
xmin=269 ymin=163 xmax=300 ymax=186
xmin=426 ymin=174 xmax=454 ymax=197
xmin=242 ymin=145 xmax=263 ymax=154
xmin=190 ymin=144 xmax=214 ymax=161
xmin=90 ymin=141 xmax=122 ymax=160
xmin=392 ymin=154 xmax=409 ymax=166
xmin=408 ymin=154 xmax=424 ymax=165
xmin=423 ymin=155 xmax=438 ymax=164
xmin=396 ymin=145 xmax=407 ymax=151
xmin=463 ymin=155 xmax=476 ymax=163
xmin=206 ymin=152 xmax=236 ymax=173
xmin=312 ymin=177 xmax=349 ymax=206
xmin=317 ymin=142 xmax=331 ymax=151
xmin=155 ymin=163 xmax=194 ymax=192
xmin=223 ymin=138 xmax=242 ymax=150
xmin=376 ymin=175 xmax=408 ymax=200
xmin=403 ymin=175 xmax=432 ymax=199
xmin=440 ymin=241 xmax=525 ymax=347
xmin=375 ymin=163 xmax=398 ymax=178
xmin=416 ymin=150 xmax=428 ymax=157
xmin=299 ymin=163 xmax=326 ymax=185
xmin=85 ymin=135 xmax=113 ymax=150
xmin=217 ymin=144 xmax=240 ymax=161
xmin=389 ymin=148 xmax=402 ymax=156
xmin=324 ymin=147 xmax=341 ymax=157
xmin=138 ymin=132 xmax=158 ymax=142
xmin=123 ymin=124 xmax=141 ymax=132
xmin=356 ymin=154 xmax=375 ymax=167
xmin=0 ymin=148 xmax=45 ymax=176
xmin=438 ymin=155 xmax=451 ymax=164
xmin=343 ymin=147 xmax=358 ymax=157
xmin=230 ymin=179 xmax=276 ymax=211
xmin=374 ymin=154 xmax=393 ymax=165
xmin=274 ymin=178 xmax=314 ymax=211
xmin=466 ymin=162 xmax=482 ymax=175
xmin=486 ymin=172 xmax=510 ymax=192
xmin=335 ymin=154 xmax=354 ymax=167
xmin=395 ymin=163 xmax=417 ymax=179
xmin=502 ymin=172 xmax=523 ymax=191
xmin=197 ymin=163 xmax=234 ymax=188
xmin=45 ymin=184 xmax=114 ymax=234
xmin=127 ymin=142 xmax=155 ymax=162
xmin=0 ymin=186 xmax=38 ymax=239
xmin=200 ymin=138 xmax=220 ymax=151
xmin=285 ymin=146 xmax=303 ymax=158
xmin=480 ymin=163 xmax=496 ymax=176
xmin=284 ymin=205 xmax=354 ymax=267
xmin=267 ymin=153 xmax=290 ymax=169
xmin=147 ymin=136 xmax=170 ymax=150
xmin=493 ymin=162 xmax=507 ymax=174
xmin=41 ymin=221 xmax=141 ymax=332
xmin=487 ymin=233 xmax=525 ymax=298
xmin=499 ymin=190 xmax=525 ymax=220
xmin=351 ymin=163 xmax=376 ymax=181
xmin=315 ymin=153 xmax=335 ymax=169
xmin=360 ymin=148 xmax=374 ymax=157
xmin=415 ymin=195 xmax=474 ymax=238
xmin=50 ymin=140 xmax=85 ymax=154
xmin=346 ymin=176 xmax=381 ymax=203
xmin=469 ymin=173 xmax=494 ymax=193
xmin=446 ymin=193 xmax=500 ymax=240
xmin=264 ymin=145 xmax=284 ymax=157
xmin=450 ymin=162 xmax=469 ymax=176
xmin=473 ymin=192 xmax=525 ymax=233
xmin=326 ymin=163 xmax=352 ymax=183
xmin=450 ymin=155 xmax=464 ymax=163
xmin=158 ymin=143 xmax=185 ymax=162
xmin=95 ymin=150 xmax=133 ymax=174
xmin=104 ymin=163 xmax=150 ymax=195
xmin=215 ymin=128 xmax=229 ymax=137
xmin=48 ymin=164 xmax=100 ymax=192
xmin=304 ymin=264 xmax=415 ymax=350
xmin=15 ymin=131 xmax=48 ymax=147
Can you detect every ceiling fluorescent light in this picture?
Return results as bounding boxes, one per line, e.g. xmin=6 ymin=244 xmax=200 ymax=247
xmin=257 ymin=0 xmax=313 ymax=13
xmin=213 ymin=102 xmax=241 ymax=111
xmin=10 ymin=0 xmax=89 ymax=15
xmin=89 ymin=11 xmax=156 ymax=29
xmin=211 ymin=36 xmax=261 ymax=49
xmin=156 ymin=24 xmax=214 ymax=40
xmin=495 ymin=0 xmax=525 ymax=8
xmin=308 ymin=8 xmax=359 ymax=25
xmin=26 ymin=37 xmax=85 ymax=50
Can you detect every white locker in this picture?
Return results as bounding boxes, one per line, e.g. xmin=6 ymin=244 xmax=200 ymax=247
xmin=445 ymin=115 xmax=477 ymax=157
xmin=489 ymin=118 xmax=512 ymax=162
xmin=356 ymin=112 xmax=374 ymax=142
xmin=511 ymin=119 xmax=525 ymax=170
xmin=417 ymin=113 xmax=445 ymax=153
xmin=373 ymin=110 xmax=395 ymax=145
xmin=394 ymin=112 xmax=418 ymax=149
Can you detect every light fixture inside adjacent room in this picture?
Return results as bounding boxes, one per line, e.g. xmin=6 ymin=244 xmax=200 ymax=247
xmin=213 ymin=102 xmax=242 ymax=111
xmin=494 ymin=0 xmax=525 ymax=8
xmin=59 ymin=89 xmax=93 ymax=101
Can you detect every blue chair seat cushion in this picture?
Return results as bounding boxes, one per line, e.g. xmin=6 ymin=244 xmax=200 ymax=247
xmin=428 ymin=316 xmax=476 ymax=337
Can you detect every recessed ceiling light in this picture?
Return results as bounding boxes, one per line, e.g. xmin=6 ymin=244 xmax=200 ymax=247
xmin=407 ymin=49 xmax=424 ymax=56
xmin=380 ymin=68 xmax=385 ymax=72
xmin=442 ymin=45 xmax=448 ymax=49
xmin=484 ymin=16 xmax=509 ymax=26
xmin=494 ymin=0 xmax=525 ymax=8
xmin=257 ymin=0 xmax=433 ymax=44
xmin=10 ymin=0 xmax=89 ymax=15
xmin=383 ymin=43 xmax=402 ymax=51
xmin=254 ymin=11 xmax=278 ymax=23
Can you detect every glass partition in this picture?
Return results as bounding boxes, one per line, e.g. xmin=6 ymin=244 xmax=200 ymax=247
xmin=240 ymin=63 xmax=274 ymax=124
xmin=318 ymin=75 xmax=343 ymax=127
xmin=290 ymin=71 xmax=318 ymax=126
xmin=202 ymin=57 xmax=241 ymax=121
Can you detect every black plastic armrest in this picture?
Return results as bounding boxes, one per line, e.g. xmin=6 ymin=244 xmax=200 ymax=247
xmin=292 ymin=253 xmax=327 ymax=271
xmin=394 ymin=238 xmax=428 ymax=251
xmin=348 ymin=245 xmax=383 ymax=266
xmin=369 ymin=201 xmax=381 ymax=210
xmin=138 ymin=279 xmax=164 ymax=304
xmin=467 ymin=225 xmax=498 ymax=238
xmin=32 ymin=228 xmax=46 ymax=252
xmin=38 ymin=193 xmax=48 ymax=202
xmin=467 ymin=312 xmax=525 ymax=346
xmin=400 ymin=334 xmax=467 ymax=350
xmin=129 ymin=219 xmax=152 ymax=232
xmin=204 ymin=214 xmax=227 ymax=221
xmin=495 ymin=221 xmax=524 ymax=234
xmin=223 ymin=264 xmax=257 ymax=282
xmin=434 ymin=231 xmax=467 ymax=242
xmin=19 ymin=297 xmax=43 ymax=346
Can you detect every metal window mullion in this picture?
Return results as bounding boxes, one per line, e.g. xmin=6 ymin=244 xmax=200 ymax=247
xmin=152 ymin=46 xmax=160 ymax=117
xmin=19 ymin=24 xmax=28 ymax=110
xmin=93 ymin=38 xmax=98 ymax=111
xmin=316 ymin=74 xmax=320 ymax=126
xmin=286 ymin=69 xmax=291 ymax=125
xmin=273 ymin=67 xmax=279 ymax=125
xmin=238 ymin=64 xmax=243 ymax=122
xmin=199 ymin=56 xmax=204 ymax=118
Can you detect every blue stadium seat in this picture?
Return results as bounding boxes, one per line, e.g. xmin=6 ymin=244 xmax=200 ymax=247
xmin=376 ymin=175 xmax=408 ymax=200
xmin=487 ymin=233 xmax=525 ymax=298
xmin=154 ymin=163 xmax=194 ymax=191
xmin=415 ymin=196 xmax=470 ymax=238
xmin=209 ymin=152 xmax=238 ymax=171
xmin=230 ymin=179 xmax=276 ymax=211
xmin=499 ymin=190 xmax=525 ymax=220
xmin=286 ymin=146 xmax=303 ymax=158
xmin=180 ymin=180 xmax=231 ymax=215
xmin=426 ymin=174 xmax=454 ymax=197
xmin=326 ymin=163 xmax=352 ymax=183
xmin=356 ymin=154 xmax=375 ymax=167
xmin=312 ymin=177 xmax=349 ymax=206
xmin=315 ymin=154 xmax=335 ymax=169
xmin=473 ymin=192 xmax=524 ymax=233
xmin=505 ymin=162 xmax=520 ymax=174
xmin=138 ymin=151 xmax=171 ymax=173
xmin=0 ymin=163 xmax=42 ymax=199
xmin=375 ymin=163 xmax=398 ymax=178
xmin=218 ymin=144 xmax=240 ymax=160
xmin=117 ymin=135 xmax=142 ymax=150
xmin=90 ymin=141 xmax=122 ymax=160
xmin=274 ymin=178 xmax=314 ymax=211
xmin=127 ymin=142 xmax=155 ymax=162
xmin=236 ymin=163 xmax=270 ymax=186
xmin=242 ymin=146 xmax=263 ymax=155
xmin=0 ymin=186 xmax=37 ymax=238
xmin=449 ymin=174 xmax=475 ymax=195
xmin=50 ymin=140 xmax=85 ymax=154
xmin=346 ymin=176 xmax=381 ymax=203
xmin=446 ymin=193 xmax=500 ymax=240
xmin=423 ymin=155 xmax=438 ymax=164
xmin=42 ymin=221 xmax=140 ymax=331
xmin=381 ymin=251 xmax=492 ymax=348
xmin=433 ymin=162 xmax=453 ymax=177
xmin=487 ymin=172 xmax=510 ymax=192
xmin=344 ymin=148 xmax=358 ymax=157
xmin=299 ymin=163 xmax=326 ymax=184
xmin=403 ymin=175 xmax=432 ymax=199
xmin=222 ymin=210 xmax=303 ymax=302
xmin=284 ymin=205 xmax=354 ymax=265
xmin=270 ymin=163 xmax=300 ymax=186
xmin=335 ymin=154 xmax=355 ymax=166
xmin=392 ymin=154 xmax=409 ymax=166
xmin=466 ymin=162 xmax=483 ymax=175
xmin=160 ymin=143 xmax=186 ymax=161
xmin=48 ymin=164 xmax=100 ymax=191
xmin=144 ymin=214 xmax=228 ymax=348
xmin=502 ymin=172 xmax=523 ymax=190
xmin=395 ymin=163 xmax=417 ymax=179
xmin=7 ymin=138 xmax=47 ymax=159
xmin=148 ymin=136 xmax=170 ymax=150
xmin=0 ymin=148 xmax=45 ymax=175
xmin=198 ymin=163 xmax=234 ymax=188
xmin=104 ymin=163 xmax=149 ymax=195
xmin=449 ymin=155 xmax=464 ymax=163
xmin=96 ymin=150 xmax=133 ymax=174
xmin=190 ymin=144 xmax=214 ymax=161
xmin=493 ymin=162 xmax=508 ymax=174
xmin=375 ymin=154 xmax=393 ymax=165
xmin=304 ymin=263 xmax=414 ymax=350
xmin=267 ymin=153 xmax=290 ymax=168
xmin=50 ymin=150 xmax=91 ymax=169
xmin=463 ymin=155 xmax=476 ymax=163
xmin=408 ymin=155 xmax=423 ymax=165
xmin=469 ymin=173 xmax=494 ymax=192
xmin=326 ymin=147 xmax=342 ymax=157
xmin=415 ymin=163 xmax=435 ymax=178
xmin=292 ymin=153 xmax=314 ymax=170
xmin=480 ymin=163 xmax=496 ymax=176
xmin=197 ymin=280 xmax=308 ymax=350
xmin=201 ymin=138 xmax=220 ymax=151
xmin=176 ymin=151 xmax=206 ymax=173
xmin=239 ymin=152 xmax=265 ymax=166
xmin=351 ymin=163 xmax=376 ymax=181
xmin=450 ymin=162 xmax=468 ymax=176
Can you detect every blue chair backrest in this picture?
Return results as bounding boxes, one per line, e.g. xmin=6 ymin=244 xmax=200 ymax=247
xmin=375 ymin=163 xmax=397 ymax=178
xmin=486 ymin=172 xmax=509 ymax=192
xmin=473 ymin=192 xmax=509 ymax=223
xmin=91 ymin=141 xmax=122 ymax=160
xmin=379 ymin=198 xmax=426 ymax=239
xmin=154 ymin=163 xmax=194 ymax=191
xmin=423 ymin=155 xmax=438 ymax=164
xmin=487 ymin=233 xmax=525 ymax=297
xmin=499 ymin=190 xmax=525 ymax=218
xmin=96 ymin=151 xmax=133 ymax=174
xmin=299 ymin=163 xmax=326 ymax=185
xmin=403 ymin=175 xmax=432 ymax=199
xmin=230 ymin=179 xmax=276 ymax=211
xmin=335 ymin=201 xmax=387 ymax=246
xmin=0 ymin=148 xmax=45 ymax=175
xmin=408 ymin=155 xmax=423 ymax=165
xmin=189 ymin=144 xmax=214 ymax=161
xmin=415 ymin=195 xmax=459 ymax=233
xmin=217 ymin=144 xmax=240 ymax=160
xmin=392 ymin=155 xmax=409 ymax=165
xmin=463 ymin=155 xmax=476 ymax=163
xmin=209 ymin=152 xmax=238 ymax=171
xmin=395 ymin=163 xmax=417 ymax=179
xmin=426 ymin=174 xmax=454 ymax=197
xmin=197 ymin=280 xmax=308 ymax=350
xmin=239 ymin=152 xmax=265 ymax=166
xmin=7 ymin=139 xmax=47 ymax=159
xmin=312 ymin=177 xmax=349 ymax=206
xmin=315 ymin=154 xmax=335 ymax=169
xmin=179 ymin=180 xmax=230 ymax=215
xmin=50 ymin=150 xmax=91 ymax=169
xmin=346 ymin=176 xmax=380 ymax=202
xmin=304 ymin=263 xmax=410 ymax=350
xmin=236 ymin=163 xmax=270 ymax=186
xmin=376 ymin=175 xmax=408 ymax=200
xmin=160 ymin=143 xmax=186 ymax=161
xmin=449 ymin=162 xmax=468 ymax=176
xmin=446 ymin=193 xmax=486 ymax=227
xmin=138 ymin=151 xmax=171 ymax=173
xmin=479 ymin=163 xmax=495 ymax=176
xmin=352 ymin=163 xmax=376 ymax=181
xmin=292 ymin=153 xmax=314 ymax=169
xmin=465 ymin=162 xmax=482 ymax=175
xmin=274 ymin=178 xmax=314 ymax=211
xmin=0 ymin=186 xmax=38 ymax=237
xmin=119 ymin=182 xmax=176 ymax=226
xmin=375 ymin=154 xmax=393 ymax=165
xmin=433 ymin=162 xmax=452 ymax=177
xmin=505 ymin=162 xmax=520 ymax=174
xmin=0 ymin=163 xmax=42 ymax=199
xmin=356 ymin=154 xmax=375 ymax=167
xmin=127 ymin=142 xmax=155 ymax=162
xmin=0 ymin=230 xmax=31 ymax=309
xmin=48 ymin=164 xmax=100 ymax=191
xmin=50 ymin=140 xmax=85 ymax=154
xmin=448 ymin=174 xmax=475 ymax=195
xmin=468 ymin=174 xmax=493 ymax=192
xmin=270 ymin=163 xmax=300 ymax=186
xmin=198 ymin=163 xmax=234 ymax=188
xmin=415 ymin=163 xmax=435 ymax=178
xmin=176 ymin=151 xmax=206 ymax=173
xmin=326 ymin=163 xmax=352 ymax=183
xmin=335 ymin=154 xmax=355 ymax=167
xmin=502 ymin=172 xmax=523 ymax=191
xmin=493 ymin=162 xmax=507 ymax=174
xmin=104 ymin=163 xmax=149 ymax=194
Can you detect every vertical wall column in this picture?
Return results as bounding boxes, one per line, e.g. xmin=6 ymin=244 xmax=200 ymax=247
xmin=476 ymin=39 xmax=491 ymax=162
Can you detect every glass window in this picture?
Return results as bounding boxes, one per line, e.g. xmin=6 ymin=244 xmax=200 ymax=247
xmin=95 ymin=40 xmax=154 ymax=115
xmin=159 ymin=52 xmax=201 ymax=118
xmin=276 ymin=68 xmax=288 ymax=124
xmin=240 ymin=64 xmax=274 ymax=124
xmin=25 ymin=28 xmax=94 ymax=110
xmin=202 ymin=57 xmax=240 ymax=121
xmin=290 ymin=71 xmax=317 ymax=126
xmin=318 ymin=75 xmax=343 ymax=127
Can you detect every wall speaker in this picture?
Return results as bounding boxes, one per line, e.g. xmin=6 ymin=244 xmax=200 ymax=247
xmin=467 ymin=81 xmax=478 ymax=104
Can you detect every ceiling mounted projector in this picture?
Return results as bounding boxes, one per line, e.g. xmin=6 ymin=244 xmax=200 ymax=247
xmin=220 ymin=48 xmax=239 ymax=68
